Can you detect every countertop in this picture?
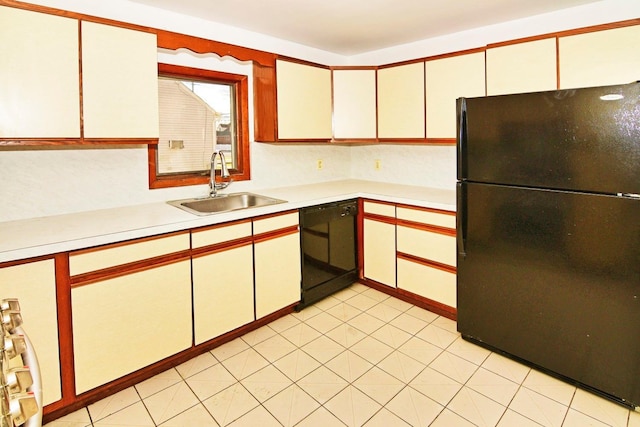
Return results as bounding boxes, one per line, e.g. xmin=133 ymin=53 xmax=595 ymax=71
xmin=0 ymin=179 xmax=455 ymax=263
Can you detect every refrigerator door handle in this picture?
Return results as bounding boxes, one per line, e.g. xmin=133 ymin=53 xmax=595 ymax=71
xmin=456 ymin=97 xmax=467 ymax=181
xmin=456 ymin=182 xmax=467 ymax=258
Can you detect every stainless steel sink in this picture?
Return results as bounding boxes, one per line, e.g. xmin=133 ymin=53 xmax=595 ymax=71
xmin=168 ymin=192 xmax=287 ymax=215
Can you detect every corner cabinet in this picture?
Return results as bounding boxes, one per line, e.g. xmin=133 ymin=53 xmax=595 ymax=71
xmin=0 ymin=258 xmax=62 ymax=406
xmin=191 ymin=220 xmax=255 ymax=344
xmin=253 ymin=211 xmax=301 ymax=319
xmin=69 ymin=233 xmax=191 ymax=394
xmin=332 ymin=68 xmax=377 ymax=140
xmin=362 ymin=200 xmax=397 ymax=287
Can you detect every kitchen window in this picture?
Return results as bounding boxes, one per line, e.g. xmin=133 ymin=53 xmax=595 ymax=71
xmin=148 ymin=63 xmax=250 ymax=188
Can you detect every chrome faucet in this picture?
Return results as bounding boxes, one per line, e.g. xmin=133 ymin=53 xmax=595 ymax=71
xmin=209 ymin=150 xmax=232 ymax=197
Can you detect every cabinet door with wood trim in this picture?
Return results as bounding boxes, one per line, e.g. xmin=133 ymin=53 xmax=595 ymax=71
xmin=0 ymin=6 xmax=80 ymax=138
xmin=70 ymin=233 xmax=191 ymax=394
xmin=253 ymin=211 xmax=301 ymax=319
xmin=486 ymin=38 xmax=557 ymax=96
xmin=332 ymin=69 xmax=377 ymax=139
xmin=0 ymin=258 xmax=62 ymax=406
xmin=396 ymin=206 xmax=457 ymax=308
xmin=362 ymin=200 xmax=396 ymax=287
xmin=191 ymin=221 xmax=254 ymax=344
xmin=81 ymin=21 xmax=159 ymax=138
xmin=559 ymin=25 xmax=640 ymax=89
xmin=425 ymin=52 xmax=485 ymax=139
xmin=276 ymin=60 xmax=332 ymax=140
xmin=377 ymin=62 xmax=425 ymax=139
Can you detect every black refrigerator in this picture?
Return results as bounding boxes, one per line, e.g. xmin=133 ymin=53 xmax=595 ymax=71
xmin=456 ymin=82 xmax=640 ymax=409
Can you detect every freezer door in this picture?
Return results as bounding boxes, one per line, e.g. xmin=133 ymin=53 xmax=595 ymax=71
xmin=457 ymin=182 xmax=640 ymax=406
xmin=459 ymin=82 xmax=640 ymax=195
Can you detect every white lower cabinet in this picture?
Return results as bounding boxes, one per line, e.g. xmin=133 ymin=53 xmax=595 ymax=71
xmin=362 ymin=201 xmax=396 ymax=287
xmin=254 ymin=212 xmax=301 ymax=319
xmin=0 ymin=259 xmax=62 ymax=405
xmin=192 ymin=221 xmax=254 ymax=344
xmin=397 ymin=257 xmax=456 ymax=307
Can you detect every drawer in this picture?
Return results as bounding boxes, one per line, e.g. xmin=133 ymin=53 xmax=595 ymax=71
xmin=192 ymin=220 xmax=252 ymax=249
xmin=397 ymin=225 xmax=456 ymax=267
xmin=397 ymin=206 xmax=455 ymax=229
xmin=363 ymin=200 xmax=396 ymax=217
xmin=70 ymin=232 xmax=190 ymax=275
xmin=253 ymin=211 xmax=299 ymax=234
xmin=397 ymin=258 xmax=456 ymax=307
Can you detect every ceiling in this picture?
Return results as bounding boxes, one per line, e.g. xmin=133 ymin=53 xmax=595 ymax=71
xmin=129 ymin=0 xmax=600 ymax=55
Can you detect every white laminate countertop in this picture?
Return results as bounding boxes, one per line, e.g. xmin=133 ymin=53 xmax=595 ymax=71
xmin=0 ymin=179 xmax=455 ymax=263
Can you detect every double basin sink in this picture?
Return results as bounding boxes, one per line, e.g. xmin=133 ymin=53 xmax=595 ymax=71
xmin=168 ymin=192 xmax=287 ymax=216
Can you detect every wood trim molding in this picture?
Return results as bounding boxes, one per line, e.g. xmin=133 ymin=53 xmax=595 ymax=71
xmin=396 ymin=219 xmax=456 ymax=237
xmin=396 ymin=203 xmax=456 ymax=216
xmin=191 ymin=237 xmax=253 ymax=258
xmin=397 ymin=251 xmax=456 ymax=274
xmin=362 ymin=212 xmax=397 ymax=225
xmin=253 ymin=225 xmax=299 ymax=244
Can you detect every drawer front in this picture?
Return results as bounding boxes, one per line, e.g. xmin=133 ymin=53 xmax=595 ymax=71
xmin=397 ymin=258 xmax=456 ymax=307
xmin=253 ymin=211 xmax=299 ymax=234
xmin=397 ymin=226 xmax=456 ymax=267
xmin=396 ymin=207 xmax=455 ymax=229
xmin=192 ymin=221 xmax=252 ymax=249
xmin=70 ymin=233 xmax=190 ymax=275
xmin=363 ymin=201 xmax=396 ymax=218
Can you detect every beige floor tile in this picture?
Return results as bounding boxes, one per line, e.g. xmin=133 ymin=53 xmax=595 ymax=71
xmin=416 ymin=323 xmax=459 ymax=349
xmin=432 ymin=316 xmax=458 ymax=334
xmin=210 ymin=337 xmax=250 ymax=362
xmin=143 ymin=382 xmax=199 ymax=425
xmin=446 ymin=336 xmax=492 ymax=365
xmin=324 ymin=385 xmax=382 ymax=427
xmin=239 ymin=364 xmax=292 ymax=402
xmin=44 ymin=408 xmax=92 ymax=427
xmin=409 ymin=367 xmax=463 ymax=406
xmin=220 ymin=348 xmax=269 ymax=380
xmin=344 ymin=293 xmax=378 ymax=311
xmin=348 ymin=282 xmax=369 ymax=293
xmin=347 ymin=312 xmax=386 ymax=335
xmin=389 ymin=312 xmax=429 ymax=335
xmin=370 ymin=324 xmax=412 ymax=349
xmin=325 ymin=322 xmax=367 ymax=348
xmin=252 ymin=333 xmax=297 ymax=362
xmin=185 ymin=362 xmax=237 ymax=401
xmin=301 ymin=334 xmax=345 ymax=364
xmin=353 ymin=366 xmax=405 ymax=405
xmin=379 ymin=296 xmax=413 ymax=313
xmin=362 ymin=408 xmax=411 ymax=426
xmin=430 ymin=408 xmax=477 ymax=427
xmin=377 ymin=350 xmax=426 ymax=383
xmin=297 ymin=366 xmax=348 ymax=404
xmin=158 ymin=403 xmax=219 ymax=426
xmin=628 ymin=410 xmax=640 ymax=427
xmin=291 ymin=304 xmax=323 ymax=321
xmin=398 ymin=336 xmax=443 ymax=365
xmin=331 ymin=287 xmax=359 ymax=301
xmin=509 ymin=387 xmax=568 ymax=427
xmin=93 ymin=401 xmax=154 ymax=426
xmin=405 ymin=305 xmax=439 ymax=323
xmin=569 ymin=388 xmax=629 ymax=427
xmin=311 ymin=295 xmax=342 ymax=311
xmin=482 ymin=352 xmax=531 ymax=384
xmin=466 ymin=367 xmax=519 ymax=406
xmin=203 ymin=383 xmax=259 ymax=426
xmin=175 ymin=351 xmax=218 ymax=379
xmin=263 ymin=384 xmax=320 ymax=427
xmin=386 ymin=386 xmax=443 ymax=426
xmin=135 ymin=368 xmax=183 ymax=399
xmin=226 ymin=405 xmax=281 ymax=427
xmin=429 ymin=351 xmax=478 ymax=384
xmin=88 ymin=386 xmax=139 ymax=421
xmin=350 ymin=336 xmax=393 ymax=364
xmin=365 ymin=301 xmax=403 ymax=323
xmin=280 ymin=322 xmax=322 ymax=347
xmin=266 ymin=313 xmax=301 ymax=333
xmin=448 ymin=386 xmax=506 ymax=427
xmin=326 ymin=302 xmax=362 ymax=322
xmin=497 ymin=409 xmax=544 ymax=427
xmin=295 ymin=406 xmax=347 ymax=427
xmin=360 ymin=287 xmax=390 ymax=302
xmin=325 ymin=350 xmax=373 ymax=382
xmin=522 ymin=369 xmax=576 ymax=406
xmin=304 ymin=311 xmax=343 ymax=334
xmin=562 ymin=408 xmax=611 ymax=427
xmin=240 ymin=324 xmax=276 ymax=346
xmin=272 ymin=348 xmax=322 ymax=381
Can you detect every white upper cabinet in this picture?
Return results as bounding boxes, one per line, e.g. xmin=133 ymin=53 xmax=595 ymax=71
xmin=0 ymin=6 xmax=80 ymax=138
xmin=332 ymin=69 xmax=377 ymax=139
xmin=377 ymin=62 xmax=426 ymax=139
xmin=559 ymin=25 xmax=640 ymax=89
xmin=81 ymin=21 xmax=159 ymax=138
xmin=425 ymin=52 xmax=485 ymax=139
xmin=276 ymin=59 xmax=332 ymax=140
xmin=486 ymin=38 xmax=557 ymax=96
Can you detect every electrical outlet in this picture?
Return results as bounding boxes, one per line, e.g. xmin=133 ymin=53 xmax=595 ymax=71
xmin=375 ymin=159 xmax=381 ymax=170
xmin=317 ymin=159 xmax=323 ymax=170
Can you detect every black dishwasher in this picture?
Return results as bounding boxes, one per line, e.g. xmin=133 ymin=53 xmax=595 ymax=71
xmin=297 ymin=199 xmax=358 ymax=310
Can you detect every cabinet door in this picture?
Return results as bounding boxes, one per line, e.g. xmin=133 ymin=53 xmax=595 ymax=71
xmin=397 ymin=258 xmax=456 ymax=307
xmin=486 ymin=38 xmax=557 ymax=96
xmin=377 ymin=62 xmax=425 ymax=139
xmin=81 ymin=21 xmax=159 ymax=138
xmin=332 ymin=69 xmax=377 ymax=139
xmin=276 ymin=60 xmax=332 ymax=140
xmin=72 ymin=260 xmax=192 ymax=394
xmin=363 ymin=218 xmax=396 ymax=287
xmin=559 ymin=25 xmax=640 ymax=89
xmin=425 ymin=52 xmax=485 ymax=139
xmin=0 ymin=6 xmax=80 ymax=138
xmin=0 ymin=259 xmax=61 ymax=405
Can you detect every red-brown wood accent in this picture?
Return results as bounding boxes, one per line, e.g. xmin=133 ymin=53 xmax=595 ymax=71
xmin=42 ymin=302 xmax=297 ymax=424
xmin=191 ymin=237 xmax=253 ymax=259
xmin=397 ymin=251 xmax=456 ymax=274
xmin=396 ymin=219 xmax=456 ymax=237
xmin=69 ymin=231 xmax=189 ymax=256
xmin=556 ymin=36 xmax=561 ymax=90
xmin=253 ymin=62 xmax=278 ymax=142
xmin=357 ymin=198 xmax=365 ymax=280
xmin=253 ymin=225 xmax=299 ymax=244
xmin=252 ymin=209 xmax=299 ymax=222
xmin=362 ymin=212 xmax=397 ymax=225
xmin=397 ymin=203 xmax=455 ymax=216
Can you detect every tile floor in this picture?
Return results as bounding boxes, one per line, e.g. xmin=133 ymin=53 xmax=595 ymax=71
xmin=45 ymin=283 xmax=640 ymax=427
